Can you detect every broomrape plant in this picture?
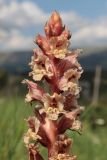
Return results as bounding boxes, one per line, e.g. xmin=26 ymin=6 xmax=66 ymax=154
xmin=23 ymin=11 xmax=84 ymax=160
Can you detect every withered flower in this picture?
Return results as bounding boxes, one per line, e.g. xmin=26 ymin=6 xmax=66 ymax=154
xmin=23 ymin=11 xmax=83 ymax=160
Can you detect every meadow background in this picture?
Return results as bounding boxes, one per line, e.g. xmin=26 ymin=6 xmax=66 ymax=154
xmin=0 ymin=0 xmax=107 ymax=160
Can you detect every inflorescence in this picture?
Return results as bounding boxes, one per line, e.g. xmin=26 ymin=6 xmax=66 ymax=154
xmin=23 ymin=11 xmax=83 ymax=160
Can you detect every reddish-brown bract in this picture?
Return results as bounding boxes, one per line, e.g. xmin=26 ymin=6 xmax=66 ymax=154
xmin=23 ymin=11 xmax=83 ymax=160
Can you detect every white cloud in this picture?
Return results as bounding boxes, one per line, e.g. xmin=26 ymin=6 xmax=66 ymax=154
xmin=6 ymin=31 xmax=33 ymax=51
xmin=0 ymin=1 xmax=107 ymax=51
xmin=72 ymin=22 xmax=107 ymax=47
xmin=0 ymin=29 xmax=34 ymax=51
xmin=0 ymin=1 xmax=48 ymax=51
xmin=61 ymin=11 xmax=89 ymax=30
xmin=0 ymin=1 xmax=48 ymax=29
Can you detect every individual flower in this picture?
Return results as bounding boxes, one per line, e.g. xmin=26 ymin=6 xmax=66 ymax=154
xmin=40 ymin=93 xmax=65 ymax=120
xmin=58 ymin=69 xmax=81 ymax=94
xmin=29 ymin=49 xmax=47 ymax=81
xmin=30 ymin=57 xmax=54 ymax=81
xmin=58 ymin=107 xmax=83 ymax=134
xmin=48 ymin=29 xmax=71 ymax=59
xmin=56 ymin=49 xmax=82 ymax=75
xmin=35 ymin=109 xmax=58 ymax=148
xmin=22 ymin=79 xmax=45 ymax=102
xmin=24 ymin=128 xmax=40 ymax=147
xmin=24 ymin=117 xmax=41 ymax=147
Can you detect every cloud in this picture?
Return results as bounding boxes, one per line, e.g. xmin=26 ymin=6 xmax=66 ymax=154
xmin=0 ymin=1 xmax=48 ymax=51
xmin=72 ymin=21 xmax=107 ymax=47
xmin=0 ymin=1 xmax=48 ymax=30
xmin=5 ymin=30 xmax=33 ymax=51
xmin=61 ymin=11 xmax=89 ymax=30
xmin=0 ymin=29 xmax=34 ymax=51
xmin=60 ymin=11 xmax=107 ymax=47
xmin=0 ymin=0 xmax=107 ymax=51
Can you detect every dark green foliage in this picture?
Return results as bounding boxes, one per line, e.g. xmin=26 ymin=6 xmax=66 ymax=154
xmin=0 ymin=69 xmax=8 ymax=89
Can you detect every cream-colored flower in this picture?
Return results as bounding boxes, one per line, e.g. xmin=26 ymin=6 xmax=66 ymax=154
xmin=24 ymin=128 xmax=40 ymax=147
xmin=53 ymin=48 xmax=67 ymax=59
xmin=25 ymin=93 xmax=32 ymax=102
xmin=29 ymin=49 xmax=46 ymax=67
xmin=64 ymin=69 xmax=81 ymax=80
xmin=29 ymin=57 xmax=54 ymax=81
xmin=68 ymin=82 xmax=80 ymax=95
xmin=49 ymin=35 xmax=69 ymax=59
xmin=41 ymin=93 xmax=65 ymax=120
xmin=43 ymin=107 xmax=62 ymax=120
xmin=30 ymin=64 xmax=46 ymax=81
xmin=59 ymin=80 xmax=80 ymax=95
xmin=24 ymin=117 xmax=41 ymax=147
xmin=58 ymin=69 xmax=81 ymax=95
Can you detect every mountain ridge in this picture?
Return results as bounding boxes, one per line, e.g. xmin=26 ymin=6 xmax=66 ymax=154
xmin=0 ymin=48 xmax=107 ymax=74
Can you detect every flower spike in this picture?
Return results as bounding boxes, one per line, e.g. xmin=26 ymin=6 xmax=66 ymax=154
xmin=23 ymin=11 xmax=83 ymax=160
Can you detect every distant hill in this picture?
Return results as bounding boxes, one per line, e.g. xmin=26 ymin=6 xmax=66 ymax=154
xmin=79 ymin=48 xmax=107 ymax=70
xmin=0 ymin=51 xmax=32 ymax=74
xmin=0 ymin=48 xmax=107 ymax=75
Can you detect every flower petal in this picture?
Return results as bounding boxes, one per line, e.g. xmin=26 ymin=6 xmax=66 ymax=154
xmin=35 ymin=109 xmax=57 ymax=147
xmin=58 ymin=108 xmax=82 ymax=134
xmin=22 ymin=79 xmax=45 ymax=102
xmin=27 ymin=116 xmax=40 ymax=133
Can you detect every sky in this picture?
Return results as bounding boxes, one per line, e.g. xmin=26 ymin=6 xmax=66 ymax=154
xmin=0 ymin=0 xmax=107 ymax=52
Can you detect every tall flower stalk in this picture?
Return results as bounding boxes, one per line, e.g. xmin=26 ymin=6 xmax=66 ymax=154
xmin=23 ymin=11 xmax=83 ymax=160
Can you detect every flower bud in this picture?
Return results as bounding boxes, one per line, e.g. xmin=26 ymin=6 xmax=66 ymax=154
xmin=45 ymin=11 xmax=63 ymax=37
xmin=36 ymin=34 xmax=50 ymax=52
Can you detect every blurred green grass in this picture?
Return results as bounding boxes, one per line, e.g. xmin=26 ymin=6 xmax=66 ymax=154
xmin=0 ymin=96 xmax=107 ymax=160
